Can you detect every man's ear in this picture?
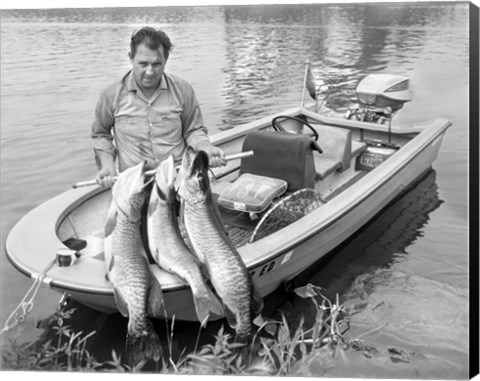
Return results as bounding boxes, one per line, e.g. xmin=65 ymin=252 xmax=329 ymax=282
xmin=128 ymin=51 xmax=132 ymax=61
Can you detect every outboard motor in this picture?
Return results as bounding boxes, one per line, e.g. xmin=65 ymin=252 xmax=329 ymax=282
xmin=346 ymin=74 xmax=411 ymax=124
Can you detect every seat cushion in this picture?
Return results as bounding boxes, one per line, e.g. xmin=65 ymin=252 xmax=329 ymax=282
xmin=240 ymin=130 xmax=320 ymax=191
xmin=217 ymin=173 xmax=288 ymax=213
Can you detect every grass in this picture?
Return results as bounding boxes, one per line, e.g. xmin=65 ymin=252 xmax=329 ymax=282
xmin=0 ymin=283 xmax=359 ymax=375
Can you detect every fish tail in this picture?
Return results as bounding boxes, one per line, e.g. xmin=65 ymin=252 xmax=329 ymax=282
xmin=126 ymin=322 xmax=163 ymax=366
xmin=192 ymin=286 xmax=225 ymax=322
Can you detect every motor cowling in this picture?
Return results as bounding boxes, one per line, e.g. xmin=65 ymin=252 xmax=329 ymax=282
xmin=356 ymin=74 xmax=411 ymax=112
xmin=345 ymin=74 xmax=411 ymax=124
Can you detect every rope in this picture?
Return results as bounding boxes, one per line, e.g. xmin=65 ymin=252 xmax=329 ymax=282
xmin=0 ymin=258 xmax=57 ymax=336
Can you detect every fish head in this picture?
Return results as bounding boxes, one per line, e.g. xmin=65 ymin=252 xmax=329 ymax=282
xmin=111 ymin=161 xmax=152 ymax=218
xmin=176 ymin=148 xmax=211 ymax=204
xmin=152 ymin=155 xmax=177 ymax=203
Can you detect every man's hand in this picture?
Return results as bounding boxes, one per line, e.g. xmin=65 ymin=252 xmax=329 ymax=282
xmin=94 ymin=151 xmax=117 ymax=188
xmin=197 ymin=141 xmax=226 ymax=168
xmin=95 ymin=165 xmax=117 ymax=188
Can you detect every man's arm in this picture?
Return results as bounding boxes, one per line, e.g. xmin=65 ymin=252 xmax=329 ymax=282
xmin=91 ymin=87 xmax=118 ymax=187
xmin=180 ymin=83 xmax=226 ymax=167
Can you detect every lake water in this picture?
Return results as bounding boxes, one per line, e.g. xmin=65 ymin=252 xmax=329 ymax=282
xmin=0 ymin=3 xmax=471 ymax=378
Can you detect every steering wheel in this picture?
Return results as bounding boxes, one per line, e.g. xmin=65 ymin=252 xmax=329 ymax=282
xmin=272 ymin=115 xmax=319 ymax=142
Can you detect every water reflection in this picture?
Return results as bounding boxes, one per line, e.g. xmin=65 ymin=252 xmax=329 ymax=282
xmin=298 ymin=170 xmax=442 ymax=298
xmin=216 ymin=2 xmax=458 ymax=128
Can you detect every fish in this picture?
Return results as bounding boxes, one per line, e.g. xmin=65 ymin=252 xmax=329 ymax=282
xmin=103 ymin=161 xmax=164 ymax=365
xmin=176 ymin=149 xmax=264 ymax=342
xmin=147 ymin=155 xmax=224 ymax=322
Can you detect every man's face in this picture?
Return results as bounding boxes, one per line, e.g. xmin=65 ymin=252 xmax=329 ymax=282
xmin=129 ymin=42 xmax=167 ymax=94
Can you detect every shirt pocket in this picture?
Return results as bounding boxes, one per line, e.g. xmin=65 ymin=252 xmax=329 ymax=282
xmin=115 ymin=116 xmax=149 ymax=140
xmin=151 ymin=108 xmax=183 ymax=145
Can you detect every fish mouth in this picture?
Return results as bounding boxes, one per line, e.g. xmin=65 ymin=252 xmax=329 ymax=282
xmin=189 ymin=150 xmax=210 ymax=193
xmin=111 ymin=161 xmax=151 ymax=216
xmin=113 ymin=161 xmax=151 ymax=196
xmin=189 ymin=150 xmax=209 ymax=177
xmin=175 ymin=149 xmax=211 ymax=200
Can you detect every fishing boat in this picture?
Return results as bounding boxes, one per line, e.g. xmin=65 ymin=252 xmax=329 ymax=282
xmin=5 ymin=70 xmax=451 ymax=322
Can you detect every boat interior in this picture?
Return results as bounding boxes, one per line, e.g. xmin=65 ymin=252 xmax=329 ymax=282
xmin=207 ymin=111 xmax=412 ymax=248
xmin=57 ymin=108 xmax=416 ymax=258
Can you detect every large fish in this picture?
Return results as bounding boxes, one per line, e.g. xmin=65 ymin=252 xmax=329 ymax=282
xmin=147 ymin=155 xmax=224 ymax=322
xmin=176 ymin=149 xmax=263 ymax=342
xmin=104 ymin=161 xmax=163 ymax=365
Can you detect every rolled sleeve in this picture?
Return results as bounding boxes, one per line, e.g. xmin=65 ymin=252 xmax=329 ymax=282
xmin=91 ymin=87 xmax=117 ymax=166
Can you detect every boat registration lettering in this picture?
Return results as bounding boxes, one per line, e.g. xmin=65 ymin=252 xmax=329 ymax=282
xmin=250 ymin=260 xmax=276 ymax=277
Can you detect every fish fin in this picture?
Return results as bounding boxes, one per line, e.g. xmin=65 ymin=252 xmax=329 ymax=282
xmin=250 ymin=282 xmax=264 ymax=319
xmin=158 ymin=155 xmax=176 ymax=197
xmin=104 ymin=201 xmax=117 ymax=237
xmin=177 ymin=199 xmax=185 ymax=227
xmin=147 ymin=274 xmax=164 ymax=318
xmin=104 ymin=251 xmax=113 ymax=282
xmin=191 ymin=286 xmax=225 ymax=322
xmin=107 ymin=253 xmax=115 ymax=274
xmin=147 ymin=187 xmax=160 ymax=218
xmin=224 ymin=305 xmax=238 ymax=329
xmin=126 ymin=321 xmax=162 ymax=366
xmin=113 ymin=287 xmax=129 ymax=317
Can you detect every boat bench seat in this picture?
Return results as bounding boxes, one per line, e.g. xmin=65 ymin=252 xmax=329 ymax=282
xmin=351 ymin=140 xmax=368 ymax=157
xmin=314 ymin=154 xmax=342 ymax=180
xmin=314 ymin=125 xmax=351 ymax=180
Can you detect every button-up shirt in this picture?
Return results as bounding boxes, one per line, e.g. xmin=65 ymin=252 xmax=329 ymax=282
xmin=91 ymin=70 xmax=209 ymax=171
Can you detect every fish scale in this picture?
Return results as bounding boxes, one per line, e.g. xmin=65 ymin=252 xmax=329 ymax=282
xmin=183 ymin=202 xmax=254 ymax=337
xmin=178 ymin=150 xmax=263 ymax=341
xmin=147 ymin=155 xmax=224 ymax=322
xmin=104 ymin=161 xmax=163 ymax=365
xmin=112 ymin=220 xmax=153 ymax=332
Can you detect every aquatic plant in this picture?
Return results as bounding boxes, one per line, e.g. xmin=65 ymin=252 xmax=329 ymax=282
xmin=0 ymin=283 xmax=354 ymax=375
xmin=1 ymin=307 xmax=102 ymax=371
xmin=255 ymin=283 xmax=351 ymax=376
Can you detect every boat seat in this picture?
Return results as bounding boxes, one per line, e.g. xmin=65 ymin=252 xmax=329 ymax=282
xmin=315 ymin=124 xmax=352 ymax=171
xmin=308 ymin=124 xmax=352 ymax=180
xmin=216 ymin=173 xmax=287 ymax=213
xmin=313 ymin=140 xmax=367 ymax=180
xmin=214 ymin=129 xmax=321 ymax=215
xmin=239 ymin=130 xmax=322 ymax=191
xmin=314 ymin=155 xmax=342 ymax=180
xmin=352 ymin=140 xmax=368 ymax=157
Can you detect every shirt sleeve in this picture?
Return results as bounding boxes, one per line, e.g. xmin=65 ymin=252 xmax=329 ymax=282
xmin=91 ymin=86 xmax=117 ymax=168
xmin=181 ymin=84 xmax=210 ymax=150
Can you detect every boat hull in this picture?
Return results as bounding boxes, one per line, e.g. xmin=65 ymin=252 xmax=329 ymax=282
xmin=5 ymin=107 xmax=450 ymax=321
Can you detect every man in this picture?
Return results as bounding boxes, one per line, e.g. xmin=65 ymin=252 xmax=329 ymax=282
xmin=91 ymin=27 xmax=225 ymax=187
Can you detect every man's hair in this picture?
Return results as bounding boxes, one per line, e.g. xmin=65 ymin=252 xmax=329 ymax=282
xmin=130 ymin=27 xmax=173 ymax=59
